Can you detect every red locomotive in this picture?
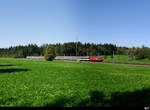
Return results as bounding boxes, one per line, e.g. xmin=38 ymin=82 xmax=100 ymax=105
xmin=89 ymin=57 xmax=103 ymax=62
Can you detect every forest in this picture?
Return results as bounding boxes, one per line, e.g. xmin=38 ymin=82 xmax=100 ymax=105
xmin=0 ymin=42 xmax=149 ymax=60
xmin=0 ymin=42 xmax=128 ymax=58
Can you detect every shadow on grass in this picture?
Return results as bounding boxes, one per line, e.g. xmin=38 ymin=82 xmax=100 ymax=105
xmin=44 ymin=88 xmax=150 ymax=107
xmin=77 ymin=88 xmax=150 ymax=107
xmin=76 ymin=91 xmax=106 ymax=107
xmin=0 ymin=64 xmax=15 ymax=67
xmin=0 ymin=68 xmax=29 ymax=73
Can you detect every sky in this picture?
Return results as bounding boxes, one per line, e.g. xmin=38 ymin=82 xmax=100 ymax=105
xmin=0 ymin=0 xmax=150 ymax=48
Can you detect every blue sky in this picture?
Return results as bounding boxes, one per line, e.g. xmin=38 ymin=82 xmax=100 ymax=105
xmin=0 ymin=0 xmax=150 ymax=48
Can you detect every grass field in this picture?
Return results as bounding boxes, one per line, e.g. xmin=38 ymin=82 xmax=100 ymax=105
xmin=103 ymin=55 xmax=150 ymax=64
xmin=0 ymin=58 xmax=150 ymax=107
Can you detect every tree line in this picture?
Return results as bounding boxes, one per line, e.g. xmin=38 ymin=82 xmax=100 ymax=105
xmin=128 ymin=45 xmax=150 ymax=60
xmin=0 ymin=42 xmax=128 ymax=58
xmin=1 ymin=42 xmax=150 ymax=60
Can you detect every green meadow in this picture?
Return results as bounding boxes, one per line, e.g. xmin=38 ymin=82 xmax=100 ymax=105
xmin=103 ymin=55 xmax=150 ymax=64
xmin=0 ymin=58 xmax=150 ymax=107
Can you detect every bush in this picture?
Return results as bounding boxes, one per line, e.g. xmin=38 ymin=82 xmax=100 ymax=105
xmin=44 ymin=45 xmax=56 ymax=61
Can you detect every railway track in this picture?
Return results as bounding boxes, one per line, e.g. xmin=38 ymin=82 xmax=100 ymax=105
xmin=56 ymin=59 xmax=150 ymax=66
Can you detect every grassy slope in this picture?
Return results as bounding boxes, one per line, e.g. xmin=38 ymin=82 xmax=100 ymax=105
xmin=0 ymin=58 xmax=150 ymax=107
xmin=102 ymin=55 xmax=150 ymax=64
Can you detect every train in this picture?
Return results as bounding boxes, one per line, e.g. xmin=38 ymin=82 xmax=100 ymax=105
xmin=26 ymin=56 xmax=104 ymax=62
xmin=55 ymin=56 xmax=103 ymax=62
xmin=89 ymin=57 xmax=103 ymax=62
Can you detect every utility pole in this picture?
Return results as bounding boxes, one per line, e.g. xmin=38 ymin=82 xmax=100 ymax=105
xmin=76 ymin=42 xmax=77 ymax=56
xmin=76 ymin=36 xmax=78 ymax=57
xmin=113 ymin=50 xmax=115 ymax=63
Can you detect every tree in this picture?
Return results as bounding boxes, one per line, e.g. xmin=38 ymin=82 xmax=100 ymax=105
xmin=55 ymin=43 xmax=63 ymax=56
xmin=128 ymin=47 xmax=136 ymax=59
xmin=117 ymin=47 xmax=128 ymax=55
xmin=44 ymin=45 xmax=56 ymax=61
xmin=0 ymin=42 xmax=131 ymax=58
xmin=135 ymin=46 xmax=150 ymax=59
